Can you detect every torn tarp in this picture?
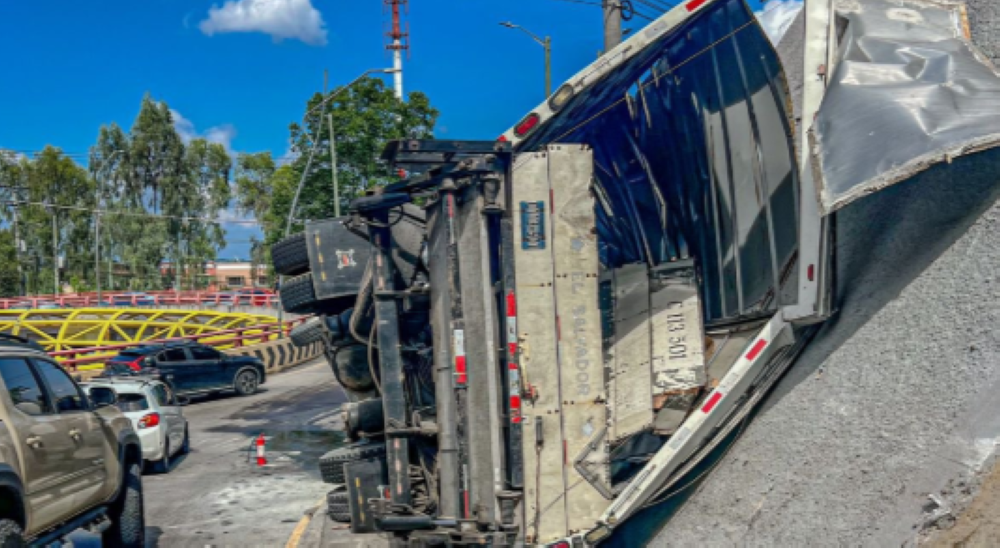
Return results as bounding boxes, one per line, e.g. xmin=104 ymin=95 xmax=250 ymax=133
xmin=812 ymin=0 xmax=1000 ymax=214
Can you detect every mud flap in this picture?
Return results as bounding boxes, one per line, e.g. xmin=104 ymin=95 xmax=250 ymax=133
xmin=512 ymin=145 xmax=611 ymax=544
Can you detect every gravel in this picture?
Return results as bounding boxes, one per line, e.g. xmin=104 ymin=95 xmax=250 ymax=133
xmin=650 ymin=108 xmax=1000 ymax=547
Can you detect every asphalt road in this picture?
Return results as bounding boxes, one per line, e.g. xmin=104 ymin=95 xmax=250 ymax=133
xmin=71 ymin=357 xmax=347 ymax=547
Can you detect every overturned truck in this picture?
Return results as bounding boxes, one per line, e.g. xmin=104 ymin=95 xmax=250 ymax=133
xmin=274 ymin=0 xmax=1000 ymax=544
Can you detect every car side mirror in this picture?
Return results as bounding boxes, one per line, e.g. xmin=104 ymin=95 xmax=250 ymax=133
xmin=142 ymin=356 xmax=154 ymax=368
xmin=89 ymin=387 xmax=117 ymax=409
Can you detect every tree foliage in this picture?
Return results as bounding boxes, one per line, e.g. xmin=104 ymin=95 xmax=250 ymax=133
xmin=239 ymin=77 xmax=439 ymax=244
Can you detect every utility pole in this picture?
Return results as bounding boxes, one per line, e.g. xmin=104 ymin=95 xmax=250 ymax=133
xmin=328 ymin=114 xmax=341 ymax=217
xmin=51 ymin=213 xmax=59 ymax=296
xmin=603 ymin=0 xmax=622 ymax=52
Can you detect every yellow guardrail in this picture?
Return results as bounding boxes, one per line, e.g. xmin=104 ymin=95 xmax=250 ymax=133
xmin=0 ymin=308 xmax=278 ymax=356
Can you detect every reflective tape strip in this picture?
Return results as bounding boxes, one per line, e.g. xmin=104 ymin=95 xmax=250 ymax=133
xmin=686 ymin=0 xmax=708 ymax=11
xmin=506 ymin=292 xmax=518 ymax=356
xmin=701 ymin=391 xmax=723 ymax=414
xmin=746 ymin=339 xmax=768 ymax=361
xmin=454 ymin=329 xmax=467 ymax=385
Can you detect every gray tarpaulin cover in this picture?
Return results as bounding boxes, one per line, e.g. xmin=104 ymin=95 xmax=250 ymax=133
xmin=812 ymin=0 xmax=1000 ymax=213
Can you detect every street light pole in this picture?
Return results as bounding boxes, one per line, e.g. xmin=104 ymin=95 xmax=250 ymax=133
xmin=501 ymin=22 xmax=552 ymax=97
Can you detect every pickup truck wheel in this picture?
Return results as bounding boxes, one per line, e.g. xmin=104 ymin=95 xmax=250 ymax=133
xmin=234 ymin=370 xmax=259 ymax=396
xmin=327 ymin=490 xmax=351 ymax=523
xmin=151 ymin=440 xmax=171 ymax=474
xmin=103 ymin=463 xmax=144 ymax=547
xmin=318 ymin=442 xmax=386 ymax=485
xmin=0 ymin=519 xmax=25 ymax=547
xmin=272 ymin=232 xmax=311 ymax=276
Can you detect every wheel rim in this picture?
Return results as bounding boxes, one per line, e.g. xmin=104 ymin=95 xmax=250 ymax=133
xmin=240 ymin=372 xmax=257 ymax=393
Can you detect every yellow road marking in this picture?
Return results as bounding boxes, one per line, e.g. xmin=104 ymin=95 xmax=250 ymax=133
xmin=285 ymin=496 xmax=326 ymax=548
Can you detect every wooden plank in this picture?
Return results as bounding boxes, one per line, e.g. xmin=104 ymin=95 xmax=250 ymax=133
xmin=547 ymin=145 xmax=612 ymax=532
xmin=511 ymin=151 xmax=568 ymax=544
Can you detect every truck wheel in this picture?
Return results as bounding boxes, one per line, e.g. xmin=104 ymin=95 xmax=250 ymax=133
xmin=0 ymin=519 xmax=25 ymax=548
xmin=272 ymin=232 xmax=311 ymax=276
xmin=327 ymin=490 xmax=352 ymax=523
xmin=103 ymin=463 xmax=144 ymax=547
xmin=234 ymin=370 xmax=259 ymax=396
xmin=280 ymin=273 xmax=319 ymax=314
xmin=318 ymin=442 xmax=386 ymax=485
xmin=291 ymin=317 xmax=325 ymax=348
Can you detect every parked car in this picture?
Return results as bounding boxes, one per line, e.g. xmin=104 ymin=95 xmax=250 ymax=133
xmin=0 ymin=334 xmax=145 ymax=546
xmin=82 ymin=378 xmax=190 ymax=474
xmin=199 ymin=291 xmax=237 ymax=307
xmin=111 ymin=292 xmax=155 ymax=306
xmin=8 ymin=300 xmax=64 ymax=310
xmin=102 ymin=341 xmax=266 ymax=398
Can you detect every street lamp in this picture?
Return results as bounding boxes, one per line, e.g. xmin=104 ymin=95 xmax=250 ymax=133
xmin=285 ymin=68 xmax=399 ymax=238
xmin=500 ymin=22 xmax=552 ymax=98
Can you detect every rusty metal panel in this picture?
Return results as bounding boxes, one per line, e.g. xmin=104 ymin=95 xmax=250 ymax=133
xmin=511 ymin=151 xmax=568 ymax=543
xmin=649 ymin=260 xmax=707 ymax=435
xmin=609 ymin=263 xmax=653 ymax=442
xmin=547 ymin=145 xmax=612 ymax=530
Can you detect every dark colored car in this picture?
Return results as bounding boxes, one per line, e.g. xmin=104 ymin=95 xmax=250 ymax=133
xmin=103 ymin=342 xmax=266 ymax=397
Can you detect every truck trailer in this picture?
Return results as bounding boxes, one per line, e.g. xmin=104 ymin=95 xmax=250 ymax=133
xmin=272 ymin=0 xmax=1000 ymax=544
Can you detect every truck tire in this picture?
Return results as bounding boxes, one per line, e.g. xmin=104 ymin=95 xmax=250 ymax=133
xmin=318 ymin=442 xmax=386 ymax=485
xmin=327 ymin=490 xmax=352 ymax=523
xmin=103 ymin=463 xmax=144 ymax=547
xmin=0 ymin=519 xmax=25 ymax=548
xmin=280 ymin=273 xmax=318 ymax=314
xmin=272 ymin=232 xmax=311 ymax=276
xmin=291 ymin=317 xmax=325 ymax=348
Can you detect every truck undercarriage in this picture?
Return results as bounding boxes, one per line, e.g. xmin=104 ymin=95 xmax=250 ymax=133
xmin=273 ymin=0 xmax=1000 ymax=544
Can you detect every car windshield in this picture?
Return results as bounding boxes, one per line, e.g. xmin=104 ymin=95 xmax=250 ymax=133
xmin=114 ymin=392 xmax=149 ymax=412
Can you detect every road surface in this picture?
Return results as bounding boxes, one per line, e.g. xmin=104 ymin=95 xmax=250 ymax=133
xmin=71 ymin=357 xmax=347 ymax=547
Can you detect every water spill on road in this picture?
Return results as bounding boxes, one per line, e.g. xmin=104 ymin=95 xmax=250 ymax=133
xmin=253 ymin=428 xmax=347 ymax=477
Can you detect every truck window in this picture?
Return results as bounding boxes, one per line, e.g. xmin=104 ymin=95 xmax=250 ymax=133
xmin=32 ymin=360 xmax=87 ymax=413
xmin=0 ymin=358 xmax=51 ymax=416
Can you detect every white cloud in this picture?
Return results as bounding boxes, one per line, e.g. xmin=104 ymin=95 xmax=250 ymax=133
xmin=755 ymin=0 xmax=803 ymax=45
xmin=198 ymin=0 xmax=327 ymax=46
xmin=171 ymin=109 xmax=238 ymax=154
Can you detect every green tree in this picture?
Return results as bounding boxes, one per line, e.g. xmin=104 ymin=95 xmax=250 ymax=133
xmin=273 ymin=77 xmax=438 ymax=235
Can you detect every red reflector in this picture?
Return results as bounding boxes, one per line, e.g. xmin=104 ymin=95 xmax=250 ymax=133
xmin=506 ymin=292 xmax=517 ymax=316
xmin=498 ymin=134 xmax=508 ymax=142
xmin=455 ymin=356 xmax=467 ymax=385
xmin=701 ymin=391 xmax=723 ymax=413
xmin=138 ymin=412 xmax=160 ymax=429
xmin=548 ymin=542 xmax=570 ymax=548
xmin=514 ymin=113 xmax=541 ymax=137
xmin=807 ymin=264 xmax=815 ymax=282
xmin=510 ymin=395 xmax=521 ymax=409
xmin=746 ymin=339 xmax=768 ymax=361
xmin=686 ymin=0 xmax=708 ymax=11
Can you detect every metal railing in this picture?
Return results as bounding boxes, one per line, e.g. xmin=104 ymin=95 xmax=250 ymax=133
xmin=0 ymin=290 xmax=280 ymax=309
xmin=50 ymin=317 xmax=307 ymax=371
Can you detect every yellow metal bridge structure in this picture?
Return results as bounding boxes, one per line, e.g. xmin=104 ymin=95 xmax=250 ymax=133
xmin=0 ymin=308 xmax=279 ymax=355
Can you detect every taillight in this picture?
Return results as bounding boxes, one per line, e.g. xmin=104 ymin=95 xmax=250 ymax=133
xmin=128 ymin=357 xmax=144 ymax=371
xmin=514 ymin=113 xmax=541 ymax=138
xmin=547 ymin=542 xmax=570 ymax=548
xmin=138 ymin=413 xmax=160 ymax=429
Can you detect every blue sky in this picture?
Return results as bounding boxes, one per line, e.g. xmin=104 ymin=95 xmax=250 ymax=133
xmin=0 ymin=0 xmax=783 ymax=258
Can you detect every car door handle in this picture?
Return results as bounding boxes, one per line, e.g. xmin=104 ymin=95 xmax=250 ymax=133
xmin=25 ymin=436 xmax=42 ymax=449
xmin=68 ymin=428 xmax=82 ymax=440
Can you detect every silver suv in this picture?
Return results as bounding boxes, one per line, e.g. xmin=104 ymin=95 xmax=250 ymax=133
xmin=0 ymin=336 xmax=144 ymax=546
